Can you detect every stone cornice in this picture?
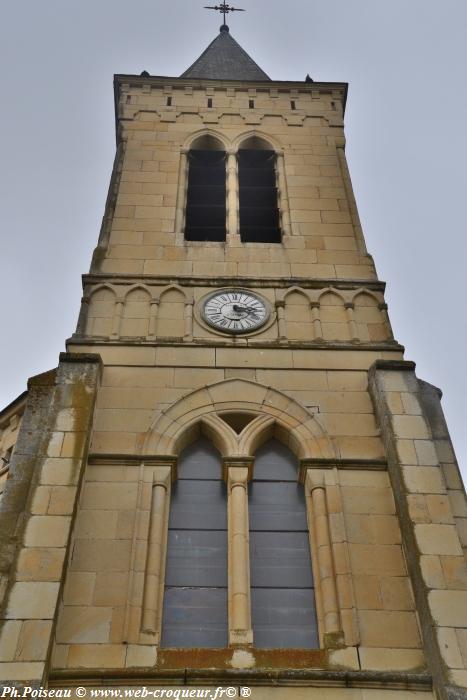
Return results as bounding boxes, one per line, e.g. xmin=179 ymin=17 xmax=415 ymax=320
xmin=49 ymin=667 xmax=431 ymax=691
xmin=67 ymin=336 xmax=404 ymax=353
xmin=113 ymin=74 xmax=348 ymax=143
xmin=82 ymin=273 xmax=386 ymax=292
xmin=88 ymin=453 xmax=177 ymax=467
xmin=114 ymin=73 xmax=348 ymax=96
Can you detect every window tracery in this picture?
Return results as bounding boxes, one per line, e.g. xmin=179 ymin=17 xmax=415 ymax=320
xmin=181 ymin=133 xmax=283 ymax=243
xmin=160 ymin=432 xmax=319 ymax=649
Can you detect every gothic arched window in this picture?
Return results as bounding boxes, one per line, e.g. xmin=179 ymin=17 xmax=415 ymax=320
xmin=249 ymin=439 xmax=318 ymax=647
xmin=161 ymin=437 xmax=228 ymax=647
xmin=182 ymin=135 xmax=283 ymax=244
xmin=238 ymin=137 xmax=281 ymax=243
xmin=184 ymin=136 xmax=227 ymax=242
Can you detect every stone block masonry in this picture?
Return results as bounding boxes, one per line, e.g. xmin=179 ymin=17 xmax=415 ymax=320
xmin=0 ymin=353 xmax=102 ymax=687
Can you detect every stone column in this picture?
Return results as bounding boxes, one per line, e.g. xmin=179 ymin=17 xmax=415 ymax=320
xmin=75 ymin=295 xmax=89 ymax=336
xmin=369 ymin=359 xmax=467 ymax=700
xmin=184 ymin=301 xmax=194 ymax=342
xmin=275 ymin=300 xmax=287 ymax=341
xmin=345 ymin=302 xmax=359 ymax=341
xmin=225 ymin=459 xmax=253 ymax=646
xmin=147 ymin=299 xmax=160 ymax=340
xmin=305 ymin=470 xmax=342 ymax=646
xmin=174 ymin=149 xmax=189 ymax=236
xmin=276 ymin=150 xmax=292 ymax=237
xmin=310 ymin=302 xmax=323 ymax=341
xmin=110 ymin=298 xmax=124 ymax=339
xmin=226 ymin=150 xmax=239 ymax=241
xmin=141 ymin=466 xmax=172 ymax=641
xmin=379 ymin=302 xmax=394 ymax=339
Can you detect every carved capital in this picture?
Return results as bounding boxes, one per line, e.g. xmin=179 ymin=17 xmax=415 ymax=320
xmin=223 ymin=459 xmax=253 ymax=485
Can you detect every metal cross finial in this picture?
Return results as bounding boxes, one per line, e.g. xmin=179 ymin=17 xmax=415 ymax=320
xmin=204 ymin=2 xmax=245 ymax=26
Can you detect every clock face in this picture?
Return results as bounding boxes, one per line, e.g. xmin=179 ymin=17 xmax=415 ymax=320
xmin=203 ymin=290 xmax=268 ymax=334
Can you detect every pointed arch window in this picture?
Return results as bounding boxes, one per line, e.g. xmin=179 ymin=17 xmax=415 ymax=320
xmin=161 ymin=437 xmax=228 ymax=647
xmin=182 ymin=134 xmax=284 ymax=243
xmin=238 ymin=137 xmax=281 ymax=243
xmin=184 ymin=136 xmax=227 ymax=242
xmin=248 ymin=439 xmax=318 ymax=647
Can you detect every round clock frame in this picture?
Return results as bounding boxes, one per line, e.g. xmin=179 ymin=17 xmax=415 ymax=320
xmin=201 ymin=289 xmax=270 ymax=335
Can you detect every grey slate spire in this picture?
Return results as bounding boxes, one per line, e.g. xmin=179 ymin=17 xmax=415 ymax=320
xmin=180 ymin=25 xmax=270 ymax=81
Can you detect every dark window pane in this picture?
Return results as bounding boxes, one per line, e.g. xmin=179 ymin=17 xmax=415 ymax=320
xmin=249 ymin=531 xmax=313 ymax=588
xmin=239 ymin=168 xmax=276 ymax=187
xmin=249 ymin=440 xmax=318 ymax=649
xmin=238 ymin=149 xmax=281 ymax=243
xmin=163 ymin=438 xmax=228 ymax=648
xmin=166 ymin=530 xmax=227 ymax=586
xmin=185 ymin=150 xmax=226 ymax=242
xmin=249 ymin=482 xmax=308 ymax=531
xmin=187 ymin=185 xmax=225 ymax=206
xmin=239 ymin=227 xmax=282 ymax=244
xmin=251 ymin=588 xmax=319 ymax=649
xmin=170 ymin=481 xmax=227 ymax=530
xmin=161 ymin=587 xmax=227 ymax=648
xmin=178 ymin=438 xmax=222 ymax=479
xmin=254 ymin=439 xmax=298 ymax=481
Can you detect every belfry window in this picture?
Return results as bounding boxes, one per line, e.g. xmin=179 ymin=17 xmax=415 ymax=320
xmin=238 ymin=138 xmax=281 ymax=243
xmin=184 ymin=136 xmax=227 ymax=242
xmin=182 ymin=135 xmax=284 ymax=243
xmin=161 ymin=438 xmax=228 ymax=647
xmin=249 ymin=439 xmax=318 ymax=648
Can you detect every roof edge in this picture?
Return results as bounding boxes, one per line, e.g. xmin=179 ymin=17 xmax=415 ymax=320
xmin=0 ymin=390 xmax=28 ymax=426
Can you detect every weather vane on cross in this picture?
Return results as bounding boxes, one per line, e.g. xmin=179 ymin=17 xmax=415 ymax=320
xmin=204 ymin=2 xmax=246 ymax=26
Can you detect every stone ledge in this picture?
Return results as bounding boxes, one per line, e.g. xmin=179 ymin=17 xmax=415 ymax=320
xmin=49 ymin=668 xmax=432 ymax=691
xmin=67 ymin=338 xmax=405 ymax=353
xmin=88 ymin=454 xmax=177 ymax=466
xmin=59 ymin=352 xmax=103 ymax=366
xmin=82 ymin=273 xmax=387 ymax=291
xmin=27 ymin=369 xmax=57 ymax=389
xmin=370 ymin=360 xmax=416 ymax=375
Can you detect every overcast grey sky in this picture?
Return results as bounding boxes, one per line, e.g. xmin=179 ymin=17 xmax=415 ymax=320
xmin=1 ymin=0 xmax=466 ymax=483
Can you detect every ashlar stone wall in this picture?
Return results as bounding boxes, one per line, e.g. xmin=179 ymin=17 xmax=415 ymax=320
xmin=91 ymin=77 xmax=374 ymax=282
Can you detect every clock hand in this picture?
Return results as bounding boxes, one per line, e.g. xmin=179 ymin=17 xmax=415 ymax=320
xmin=232 ymin=304 xmax=258 ymax=314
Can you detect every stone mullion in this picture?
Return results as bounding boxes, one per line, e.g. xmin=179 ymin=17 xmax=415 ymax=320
xmin=225 ymin=461 xmax=253 ymax=646
xmin=226 ymin=151 xmax=239 ymax=241
xmin=275 ymin=150 xmax=292 ymax=237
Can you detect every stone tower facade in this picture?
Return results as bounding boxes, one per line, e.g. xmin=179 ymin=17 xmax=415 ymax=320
xmin=0 ymin=25 xmax=466 ymax=700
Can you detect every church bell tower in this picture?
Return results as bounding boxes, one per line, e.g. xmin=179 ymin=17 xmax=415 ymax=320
xmin=0 ymin=13 xmax=466 ymax=700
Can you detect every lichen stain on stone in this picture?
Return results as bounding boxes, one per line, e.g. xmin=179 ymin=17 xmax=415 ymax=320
xmin=158 ymin=647 xmax=327 ymax=670
xmin=230 ymin=649 xmax=255 ymax=669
